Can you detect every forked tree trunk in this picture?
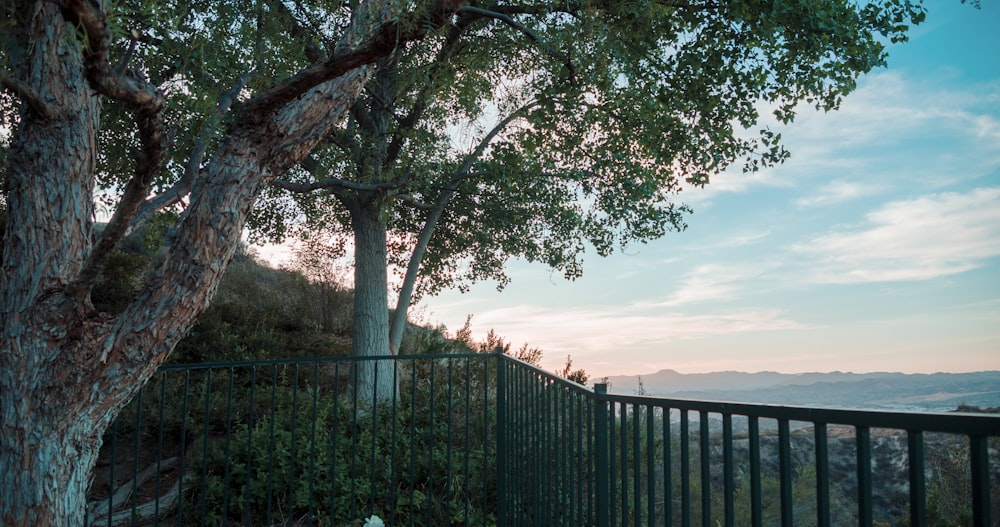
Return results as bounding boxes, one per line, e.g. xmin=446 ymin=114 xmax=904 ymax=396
xmin=351 ymin=200 xmax=397 ymax=403
xmin=2 ymin=0 xmax=455 ymax=521
xmin=0 ymin=7 xmax=373 ymax=526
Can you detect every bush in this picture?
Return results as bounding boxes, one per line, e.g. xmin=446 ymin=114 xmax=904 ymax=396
xmin=179 ymin=363 xmax=498 ymax=526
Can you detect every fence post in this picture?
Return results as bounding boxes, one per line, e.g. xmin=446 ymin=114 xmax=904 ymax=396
xmin=496 ymin=351 xmax=508 ymax=527
xmin=594 ymin=383 xmax=610 ymax=527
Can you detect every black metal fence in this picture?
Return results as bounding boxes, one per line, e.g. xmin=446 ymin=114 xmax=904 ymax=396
xmin=88 ymin=353 xmax=1000 ymax=526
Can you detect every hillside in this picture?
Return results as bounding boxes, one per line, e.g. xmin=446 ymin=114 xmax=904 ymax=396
xmin=606 ymin=370 xmax=1000 ymax=412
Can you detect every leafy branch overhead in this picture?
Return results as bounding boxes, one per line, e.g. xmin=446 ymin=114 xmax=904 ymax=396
xmin=243 ymin=0 xmax=926 ymax=326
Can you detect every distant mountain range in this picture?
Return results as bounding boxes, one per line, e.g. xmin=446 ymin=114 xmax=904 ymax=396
xmin=603 ymin=370 xmax=1000 ymax=412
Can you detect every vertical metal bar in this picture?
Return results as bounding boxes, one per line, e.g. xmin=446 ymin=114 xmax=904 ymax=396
xmin=533 ymin=374 xmax=542 ymax=526
xmin=308 ymin=365 xmax=320 ymax=522
xmin=609 ymin=401 xmax=617 ymax=527
xmin=130 ymin=387 xmax=144 ymax=525
xmin=265 ymin=366 xmax=278 ymax=525
xmin=155 ymin=371 xmax=168 ymax=527
xmin=463 ymin=358 xmax=471 ymax=526
xmin=513 ymin=366 xmax=523 ymax=525
xmin=723 ymin=413 xmax=734 ymax=527
xmin=496 ymin=356 xmax=508 ymax=527
xmin=700 ymin=411 xmax=711 ymax=527
xmin=176 ymin=370 xmax=191 ymax=527
xmin=482 ymin=358 xmax=491 ymax=525
xmin=564 ymin=389 xmax=571 ymax=525
xmin=621 ymin=402 xmax=629 ymax=527
xmin=427 ymin=359 xmax=436 ymax=527
xmin=778 ymin=419 xmax=792 ymax=527
xmin=408 ymin=361 xmax=417 ymax=523
xmin=587 ymin=394 xmax=595 ymax=524
xmin=663 ymin=407 xmax=672 ymax=527
xmin=330 ymin=363 xmax=342 ymax=523
xmin=749 ymin=416 xmax=762 ymax=527
xmin=815 ymin=423 xmax=830 ymax=527
xmin=108 ymin=416 xmax=118 ymax=527
xmin=563 ymin=390 xmax=582 ymax=525
xmin=245 ymin=366 xmax=257 ymax=524
xmin=680 ymin=411 xmax=690 ymax=527
xmin=970 ymin=435 xmax=991 ymax=527
xmin=347 ymin=360 xmax=359 ymax=522
xmin=289 ymin=365 xmax=300 ymax=520
xmin=389 ymin=359 xmax=400 ymax=527
xmin=543 ymin=380 xmax=551 ymax=525
xmin=199 ymin=369 xmax=214 ymax=527
xmin=578 ymin=393 xmax=586 ymax=524
xmin=369 ymin=360 xmax=379 ymax=516
xmin=856 ymin=426 xmax=873 ymax=527
xmin=618 ymin=402 xmax=629 ymax=527
xmin=633 ymin=404 xmax=641 ymax=526
xmin=594 ymin=384 xmax=610 ymax=527
xmin=220 ymin=369 xmax=234 ymax=525
xmin=907 ymin=430 xmax=926 ymax=527
xmin=647 ymin=406 xmax=655 ymax=527
xmin=446 ymin=359 xmax=455 ymax=513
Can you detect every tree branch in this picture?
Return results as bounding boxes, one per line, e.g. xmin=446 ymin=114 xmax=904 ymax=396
xmin=61 ymin=0 xmax=168 ymax=297
xmin=273 ymin=175 xmax=396 ymax=194
xmin=235 ymin=0 xmax=466 ymax=122
xmin=451 ymin=100 xmax=539 ymax=181
xmin=0 ymin=70 xmax=57 ymax=119
xmin=456 ymin=6 xmax=577 ymax=83
xmin=185 ymin=70 xmax=256 ymax=183
xmin=395 ymin=192 xmax=434 ymax=210
xmin=267 ymin=0 xmax=327 ymax=62
xmin=385 ymin=17 xmax=473 ymax=166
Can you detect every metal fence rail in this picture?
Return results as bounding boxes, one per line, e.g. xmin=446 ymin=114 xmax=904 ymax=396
xmin=578 ymin=388 xmax=1000 ymax=527
xmin=87 ymin=354 xmax=499 ymax=527
xmin=89 ymin=353 xmax=1000 ymax=526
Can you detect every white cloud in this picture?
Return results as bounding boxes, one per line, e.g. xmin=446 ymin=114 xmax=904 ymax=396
xmin=794 ymin=180 xmax=881 ymax=208
xmin=655 ymin=264 xmax=755 ymax=306
xmin=792 ymin=187 xmax=1000 ymax=283
xmin=687 ymin=72 xmax=1000 ymax=206
xmin=461 ymin=303 xmax=810 ymax=362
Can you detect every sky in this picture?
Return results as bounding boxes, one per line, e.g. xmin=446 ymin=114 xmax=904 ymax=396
xmin=409 ymin=2 xmax=1000 ymax=378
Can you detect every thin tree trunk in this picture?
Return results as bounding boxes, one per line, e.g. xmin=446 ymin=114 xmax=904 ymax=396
xmin=388 ymin=184 xmax=458 ymax=353
xmin=351 ymin=199 xmax=396 ymax=403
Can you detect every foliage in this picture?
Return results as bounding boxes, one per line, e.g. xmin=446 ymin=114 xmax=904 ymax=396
xmin=270 ymin=0 xmax=928 ymax=291
xmin=90 ymin=249 xmax=151 ymax=313
xmin=170 ymin=253 xmax=353 ymax=363
xmin=556 ymin=355 xmax=588 ymax=387
xmin=234 ymin=0 xmax=933 ymax=365
xmin=183 ymin=364 xmax=498 ymax=526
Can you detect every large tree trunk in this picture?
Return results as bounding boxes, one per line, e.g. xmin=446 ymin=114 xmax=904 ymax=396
xmin=0 ymin=4 xmax=107 ymax=524
xmin=0 ymin=4 xmax=374 ymax=525
xmin=351 ymin=199 xmax=397 ymax=403
xmin=1 ymin=0 xmax=460 ymax=521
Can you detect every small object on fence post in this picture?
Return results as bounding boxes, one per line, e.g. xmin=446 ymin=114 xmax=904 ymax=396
xmin=594 ymin=383 xmax=610 ymax=527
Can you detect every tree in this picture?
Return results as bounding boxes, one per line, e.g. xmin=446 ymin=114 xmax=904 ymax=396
xmin=0 ymin=1 xmax=462 ymax=524
xmin=255 ymin=0 xmax=927 ymax=403
xmin=0 ymin=0 xmax=927 ymax=524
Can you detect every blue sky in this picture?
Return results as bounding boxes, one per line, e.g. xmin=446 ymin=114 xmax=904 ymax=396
xmin=418 ymin=2 xmax=1000 ymax=377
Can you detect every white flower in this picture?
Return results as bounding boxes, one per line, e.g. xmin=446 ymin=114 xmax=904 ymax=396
xmin=362 ymin=515 xmax=385 ymax=527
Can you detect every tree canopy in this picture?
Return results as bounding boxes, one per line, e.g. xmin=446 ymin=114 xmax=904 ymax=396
xmin=0 ymin=0 xmax=927 ymax=524
xmin=235 ymin=0 xmax=927 ymax=361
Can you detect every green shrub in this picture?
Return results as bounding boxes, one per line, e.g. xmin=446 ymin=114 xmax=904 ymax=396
xmin=183 ymin=369 xmax=498 ymax=526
